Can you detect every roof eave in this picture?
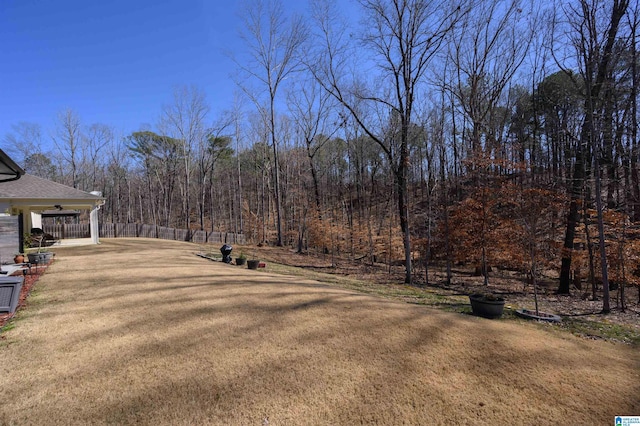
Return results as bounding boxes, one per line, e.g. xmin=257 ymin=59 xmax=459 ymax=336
xmin=8 ymin=198 xmax=105 ymax=209
xmin=0 ymin=149 xmax=25 ymax=182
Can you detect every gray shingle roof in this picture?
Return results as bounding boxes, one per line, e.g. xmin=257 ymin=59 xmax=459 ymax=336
xmin=0 ymin=174 xmax=103 ymax=201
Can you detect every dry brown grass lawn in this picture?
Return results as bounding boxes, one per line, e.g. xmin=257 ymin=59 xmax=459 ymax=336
xmin=1 ymin=238 xmax=638 ymax=425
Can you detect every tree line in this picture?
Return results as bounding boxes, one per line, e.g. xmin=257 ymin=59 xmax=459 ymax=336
xmin=4 ymin=0 xmax=639 ymax=310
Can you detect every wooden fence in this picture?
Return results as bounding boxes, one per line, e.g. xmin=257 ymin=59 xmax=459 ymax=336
xmin=43 ymin=223 xmax=245 ymax=245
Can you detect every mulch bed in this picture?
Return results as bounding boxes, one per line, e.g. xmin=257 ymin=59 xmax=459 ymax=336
xmin=0 ymin=261 xmax=52 ymax=332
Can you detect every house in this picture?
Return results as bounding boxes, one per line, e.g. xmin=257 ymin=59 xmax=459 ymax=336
xmin=0 ymin=149 xmax=25 ymax=263
xmin=0 ymin=173 xmax=105 ymax=258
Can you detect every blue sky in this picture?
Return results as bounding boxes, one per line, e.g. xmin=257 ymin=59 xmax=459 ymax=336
xmin=0 ymin=0 xmax=313 ymax=153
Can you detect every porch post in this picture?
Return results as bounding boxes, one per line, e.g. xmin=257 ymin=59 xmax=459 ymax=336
xmin=90 ymin=206 xmax=100 ymax=244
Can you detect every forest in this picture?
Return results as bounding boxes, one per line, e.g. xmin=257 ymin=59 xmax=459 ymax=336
xmin=3 ymin=0 xmax=639 ymax=312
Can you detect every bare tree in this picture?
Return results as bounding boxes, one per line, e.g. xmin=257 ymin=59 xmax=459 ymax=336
xmin=2 ymin=122 xmax=58 ymax=179
xmin=234 ymin=0 xmax=308 ymax=246
xmin=102 ymin=134 xmax=133 ymax=223
xmin=310 ymin=0 xmax=464 ymax=283
xmin=445 ymin=0 xmax=535 ymax=284
xmin=194 ymin=117 xmax=232 ymax=232
xmin=231 ymin=97 xmax=246 ymax=235
xmin=127 ymin=131 xmax=181 ymax=227
xmin=82 ymin=123 xmax=112 ymax=190
xmin=52 ymin=109 xmax=82 ymax=188
xmin=552 ymin=0 xmax=631 ymax=311
xmin=447 ymin=0 xmax=534 ymax=160
xmin=161 ymin=85 xmax=210 ymax=231
xmin=287 ymin=75 xmax=340 ymax=217
xmin=2 ymin=122 xmax=44 ymax=164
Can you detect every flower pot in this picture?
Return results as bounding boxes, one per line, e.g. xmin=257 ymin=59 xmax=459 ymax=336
xmin=236 ymin=257 xmax=246 ymax=266
xmin=39 ymin=252 xmax=53 ymax=263
xmin=247 ymin=260 xmax=260 ymax=270
xmin=27 ymin=252 xmax=53 ymax=264
xmin=469 ymin=294 xmax=505 ymax=319
xmin=14 ymin=254 xmax=24 ymax=264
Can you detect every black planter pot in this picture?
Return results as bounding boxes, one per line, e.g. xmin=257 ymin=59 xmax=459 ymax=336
xmin=236 ymin=257 xmax=246 ymax=266
xmin=469 ymin=294 xmax=505 ymax=319
xmin=247 ymin=260 xmax=260 ymax=270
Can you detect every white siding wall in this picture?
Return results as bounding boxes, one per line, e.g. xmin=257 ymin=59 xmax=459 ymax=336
xmin=0 ymin=215 xmax=19 ymax=263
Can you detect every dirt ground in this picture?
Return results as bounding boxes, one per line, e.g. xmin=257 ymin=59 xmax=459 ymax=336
xmin=1 ymin=238 xmax=638 ymax=425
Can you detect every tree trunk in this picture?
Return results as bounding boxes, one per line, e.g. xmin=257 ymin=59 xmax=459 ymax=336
xmin=594 ymin=155 xmax=611 ymax=313
xmin=270 ymin=97 xmax=283 ymax=247
xmin=557 ymin=0 xmax=629 ymax=294
xmin=558 ymin=136 xmax=586 ymax=294
xmin=397 ymin=146 xmax=412 ymax=284
xmin=583 ymin=201 xmax=597 ymax=300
